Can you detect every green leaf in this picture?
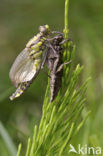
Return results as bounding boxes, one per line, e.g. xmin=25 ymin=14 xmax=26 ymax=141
xmin=0 ymin=121 xmax=17 ymax=156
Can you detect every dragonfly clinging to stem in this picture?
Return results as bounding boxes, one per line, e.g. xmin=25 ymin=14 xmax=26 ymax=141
xmin=9 ymin=25 xmax=52 ymax=100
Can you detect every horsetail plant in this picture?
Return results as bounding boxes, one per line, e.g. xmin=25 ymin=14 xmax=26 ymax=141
xmin=17 ymin=0 xmax=90 ymax=155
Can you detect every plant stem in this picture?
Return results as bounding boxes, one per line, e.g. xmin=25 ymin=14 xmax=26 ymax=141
xmin=17 ymin=144 xmax=22 ymax=156
xmin=64 ymin=0 xmax=69 ymax=39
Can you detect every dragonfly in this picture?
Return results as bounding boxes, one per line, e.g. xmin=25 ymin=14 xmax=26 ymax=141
xmin=9 ymin=25 xmax=53 ymax=100
xmin=46 ymin=34 xmax=71 ymax=102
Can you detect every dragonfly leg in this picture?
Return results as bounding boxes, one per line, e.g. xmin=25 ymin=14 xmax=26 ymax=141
xmin=60 ymin=38 xmax=71 ymax=45
xmin=51 ymin=31 xmax=64 ymax=35
xmin=46 ymin=41 xmax=57 ymax=55
xmin=48 ymin=43 xmax=57 ymax=54
xmin=56 ymin=60 xmax=72 ymax=73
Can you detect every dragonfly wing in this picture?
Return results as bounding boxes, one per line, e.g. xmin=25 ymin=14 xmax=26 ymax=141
xmin=9 ymin=48 xmax=42 ymax=87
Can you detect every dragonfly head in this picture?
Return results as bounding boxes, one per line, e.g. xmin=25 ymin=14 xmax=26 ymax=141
xmin=39 ymin=25 xmax=51 ymax=35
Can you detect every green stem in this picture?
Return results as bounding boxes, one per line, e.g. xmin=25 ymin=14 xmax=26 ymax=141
xmin=17 ymin=144 xmax=22 ymax=156
xmin=64 ymin=0 xmax=69 ymax=39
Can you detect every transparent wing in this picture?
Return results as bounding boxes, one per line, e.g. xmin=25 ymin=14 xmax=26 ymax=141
xmin=9 ymin=48 xmax=42 ymax=87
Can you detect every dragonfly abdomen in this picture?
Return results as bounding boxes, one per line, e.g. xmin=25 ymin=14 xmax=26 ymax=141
xmin=10 ymin=81 xmax=31 ymax=100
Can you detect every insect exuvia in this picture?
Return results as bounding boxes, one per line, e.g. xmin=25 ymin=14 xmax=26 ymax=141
xmin=46 ymin=34 xmax=71 ymax=102
xmin=9 ymin=25 xmax=51 ymax=100
xmin=9 ymin=25 xmax=70 ymax=101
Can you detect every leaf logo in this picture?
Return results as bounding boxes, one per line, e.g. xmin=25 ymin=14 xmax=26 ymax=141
xmin=69 ymin=144 xmax=78 ymax=153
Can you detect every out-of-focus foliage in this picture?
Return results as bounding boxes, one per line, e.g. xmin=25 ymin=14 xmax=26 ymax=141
xmin=0 ymin=0 xmax=103 ymax=155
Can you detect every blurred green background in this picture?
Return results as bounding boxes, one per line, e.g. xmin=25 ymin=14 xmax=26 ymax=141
xmin=0 ymin=0 xmax=103 ymax=155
